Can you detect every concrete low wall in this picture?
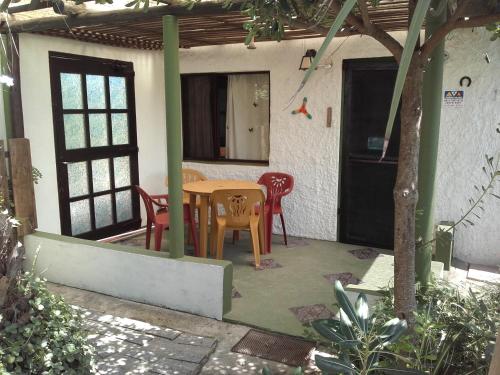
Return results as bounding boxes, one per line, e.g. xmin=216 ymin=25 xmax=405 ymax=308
xmin=23 ymin=232 xmax=233 ymax=320
xmin=344 ymin=256 xmax=444 ymax=309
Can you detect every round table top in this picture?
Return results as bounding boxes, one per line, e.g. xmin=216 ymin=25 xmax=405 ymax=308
xmin=183 ymin=179 xmax=262 ymax=196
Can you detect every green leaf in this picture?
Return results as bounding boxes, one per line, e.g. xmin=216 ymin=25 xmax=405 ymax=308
xmin=367 ymin=352 xmax=379 ymax=369
xmin=380 ymin=318 xmax=407 ymax=346
xmin=339 ymin=339 xmax=362 ymax=348
xmin=292 ymin=0 xmax=357 ymax=95
xmin=339 ymin=309 xmax=357 ymax=342
xmin=381 ymin=368 xmax=426 ymax=374
xmin=334 ymin=280 xmax=361 ymax=330
xmin=381 ymin=0 xmax=432 ymax=158
xmin=380 ymin=317 xmax=401 ymax=338
xmin=433 ymin=329 xmax=463 ymax=374
xmin=262 ymin=367 xmax=272 ymax=375
xmin=355 ymin=293 xmax=369 ymax=332
xmin=311 ymin=319 xmax=346 ymax=343
xmin=0 ymin=0 xmax=11 ymax=13
xmin=244 ymin=31 xmax=255 ymax=46
xmin=315 ymin=355 xmax=356 ymax=374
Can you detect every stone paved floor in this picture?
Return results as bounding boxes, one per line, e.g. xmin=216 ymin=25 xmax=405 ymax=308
xmin=77 ymin=307 xmax=217 ymax=374
xmin=50 ymin=283 xmax=317 ymax=374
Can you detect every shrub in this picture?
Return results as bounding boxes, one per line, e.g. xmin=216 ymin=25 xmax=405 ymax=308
xmin=375 ymin=278 xmax=499 ymax=374
xmin=0 ymin=273 xmax=96 ymax=374
xmin=312 ymin=281 xmax=411 ymax=374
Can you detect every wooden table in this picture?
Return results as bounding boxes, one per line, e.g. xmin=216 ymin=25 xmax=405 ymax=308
xmin=183 ymin=179 xmax=265 ymax=258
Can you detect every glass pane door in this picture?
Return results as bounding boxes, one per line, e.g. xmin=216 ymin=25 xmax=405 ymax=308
xmin=50 ymin=52 xmax=140 ymax=240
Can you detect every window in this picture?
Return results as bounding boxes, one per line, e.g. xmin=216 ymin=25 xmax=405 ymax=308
xmin=49 ymin=52 xmax=140 ymax=240
xmin=181 ymin=72 xmax=270 ymax=163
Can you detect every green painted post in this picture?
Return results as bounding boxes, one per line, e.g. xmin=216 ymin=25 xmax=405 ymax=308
xmin=415 ymin=1 xmax=446 ymax=285
xmin=163 ymin=15 xmax=184 ymax=258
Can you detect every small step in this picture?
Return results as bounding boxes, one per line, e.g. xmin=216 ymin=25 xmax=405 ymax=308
xmin=344 ymin=253 xmax=444 ymax=307
xmin=467 ymin=264 xmax=500 ymax=285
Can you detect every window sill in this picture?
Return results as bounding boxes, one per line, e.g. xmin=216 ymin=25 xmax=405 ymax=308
xmin=183 ymin=158 xmax=269 ymax=167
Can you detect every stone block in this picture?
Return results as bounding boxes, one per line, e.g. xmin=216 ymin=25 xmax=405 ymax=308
xmin=173 ymin=334 xmax=217 ymax=348
xmin=126 ymin=337 xmax=213 ymax=364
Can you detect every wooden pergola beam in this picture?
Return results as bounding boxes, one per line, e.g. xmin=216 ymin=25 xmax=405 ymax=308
xmin=0 ymin=1 xmax=240 ymax=33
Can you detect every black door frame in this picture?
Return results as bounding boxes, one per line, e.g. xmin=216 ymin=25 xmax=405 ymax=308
xmin=338 ymin=57 xmax=399 ymax=248
xmin=49 ymin=52 xmax=141 ymax=240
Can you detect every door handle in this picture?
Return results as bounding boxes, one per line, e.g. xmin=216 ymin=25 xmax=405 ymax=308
xmin=349 ymin=158 xmax=397 ymax=165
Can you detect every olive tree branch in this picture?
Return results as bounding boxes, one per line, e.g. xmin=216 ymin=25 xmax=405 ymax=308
xmin=420 ymin=0 xmax=500 ymax=61
xmin=357 ymin=0 xmax=370 ymax=28
xmin=417 ymin=153 xmax=500 ymax=251
xmin=331 ymin=0 xmax=403 ymax=62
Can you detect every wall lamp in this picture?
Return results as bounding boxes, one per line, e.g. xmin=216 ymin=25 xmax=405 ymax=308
xmin=299 ymin=49 xmax=317 ymax=70
xmin=299 ymin=49 xmax=332 ymax=70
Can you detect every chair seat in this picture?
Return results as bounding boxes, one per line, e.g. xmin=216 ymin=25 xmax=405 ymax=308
xmin=155 ymin=212 xmax=170 ymax=226
xmin=216 ymin=215 xmax=259 ymax=229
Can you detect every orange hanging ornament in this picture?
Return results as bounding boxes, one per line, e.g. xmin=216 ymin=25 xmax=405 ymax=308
xmin=291 ymin=97 xmax=312 ymax=119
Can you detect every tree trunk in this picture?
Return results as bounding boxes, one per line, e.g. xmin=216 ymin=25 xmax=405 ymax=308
xmin=393 ymin=57 xmax=423 ymax=324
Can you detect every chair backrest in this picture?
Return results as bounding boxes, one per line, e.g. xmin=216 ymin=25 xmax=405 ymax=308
xmin=257 ymin=172 xmax=294 ymax=206
xmin=211 ymin=189 xmax=264 ymax=228
xmin=182 ymin=168 xmax=208 ymax=184
xmin=134 ymin=186 xmax=156 ymax=222
xmin=165 ymin=168 xmax=208 ymax=201
xmin=165 ymin=168 xmax=208 ymax=187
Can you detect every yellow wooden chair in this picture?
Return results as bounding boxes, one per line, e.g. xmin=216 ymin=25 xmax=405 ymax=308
xmin=166 ymin=168 xmax=207 ymax=245
xmin=211 ymin=189 xmax=264 ymax=268
xmin=165 ymin=168 xmax=207 ymax=205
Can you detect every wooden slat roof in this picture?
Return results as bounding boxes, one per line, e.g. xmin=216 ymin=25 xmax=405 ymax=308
xmin=13 ymin=1 xmax=410 ymax=49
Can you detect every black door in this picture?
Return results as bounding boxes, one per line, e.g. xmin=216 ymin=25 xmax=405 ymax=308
xmin=339 ymin=58 xmax=401 ymax=249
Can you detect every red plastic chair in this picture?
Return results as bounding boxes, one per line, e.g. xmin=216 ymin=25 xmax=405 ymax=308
xmin=258 ymin=172 xmax=294 ymax=253
xmin=135 ymin=186 xmax=199 ymax=255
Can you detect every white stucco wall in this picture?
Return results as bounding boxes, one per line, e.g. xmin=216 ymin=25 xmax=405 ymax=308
xmin=180 ymin=33 xmax=409 ymax=242
xmin=435 ymin=28 xmax=500 ymax=265
xmin=17 ymin=28 xmax=499 ymax=266
xmin=19 ymin=34 xmax=166 ymax=234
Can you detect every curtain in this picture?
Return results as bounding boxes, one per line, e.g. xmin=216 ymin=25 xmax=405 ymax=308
xmin=226 ymin=74 xmax=270 ymax=160
xmin=182 ymin=76 xmax=215 ymax=159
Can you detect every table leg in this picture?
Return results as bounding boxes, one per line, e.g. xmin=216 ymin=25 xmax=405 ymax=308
xmin=266 ymin=207 xmax=273 ymax=254
xmin=258 ymin=211 xmax=265 ymax=255
xmin=210 ymin=201 xmax=217 ymax=257
xmin=188 ymin=194 xmax=196 ymax=246
xmin=199 ymin=195 xmax=209 ymax=258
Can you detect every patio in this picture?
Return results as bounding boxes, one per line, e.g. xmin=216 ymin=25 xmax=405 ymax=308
xmin=0 ymin=0 xmax=499 ymax=373
xmin=112 ymin=230 xmax=442 ymax=337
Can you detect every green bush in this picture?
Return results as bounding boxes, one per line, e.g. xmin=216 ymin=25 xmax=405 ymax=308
xmin=0 ymin=273 xmax=96 ymax=374
xmin=312 ymin=281 xmax=411 ymax=374
xmin=375 ymin=279 xmax=499 ymax=374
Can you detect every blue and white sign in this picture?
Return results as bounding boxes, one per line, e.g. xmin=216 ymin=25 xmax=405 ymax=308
xmin=443 ymin=90 xmax=464 ymax=107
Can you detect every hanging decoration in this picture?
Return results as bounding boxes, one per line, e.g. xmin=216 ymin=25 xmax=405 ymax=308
xmin=253 ymin=82 xmax=269 ymax=107
xmin=284 ymin=0 xmax=357 ymax=109
xmin=291 ymin=97 xmax=312 ymax=119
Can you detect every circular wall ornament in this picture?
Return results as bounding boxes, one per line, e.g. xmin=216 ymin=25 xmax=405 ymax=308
xmin=459 ymin=76 xmax=472 ymax=87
